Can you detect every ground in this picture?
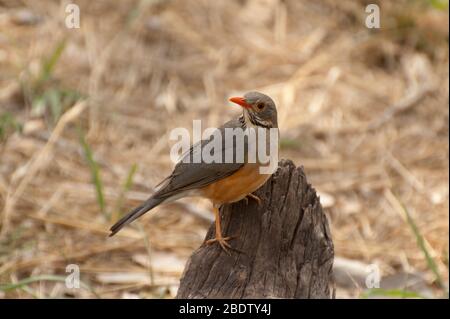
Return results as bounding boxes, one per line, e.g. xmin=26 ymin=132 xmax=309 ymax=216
xmin=0 ymin=0 xmax=448 ymax=298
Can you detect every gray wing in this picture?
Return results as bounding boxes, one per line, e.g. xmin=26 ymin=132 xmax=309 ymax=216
xmin=155 ymin=118 xmax=246 ymax=199
xmin=109 ymin=118 xmax=246 ymax=236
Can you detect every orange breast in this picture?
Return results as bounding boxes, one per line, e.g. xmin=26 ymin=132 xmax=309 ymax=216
xmin=201 ymin=164 xmax=270 ymax=205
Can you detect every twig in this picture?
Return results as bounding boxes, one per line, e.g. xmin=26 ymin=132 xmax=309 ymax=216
xmin=1 ymin=101 xmax=87 ymax=238
xmin=0 ymin=239 xmax=141 ymax=275
xmin=367 ymin=83 xmax=434 ymax=131
xmin=385 ymin=152 xmax=425 ymax=192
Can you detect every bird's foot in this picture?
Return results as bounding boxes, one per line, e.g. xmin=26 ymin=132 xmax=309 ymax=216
xmin=206 ymin=236 xmax=234 ymax=254
xmin=245 ymin=193 xmax=262 ymax=206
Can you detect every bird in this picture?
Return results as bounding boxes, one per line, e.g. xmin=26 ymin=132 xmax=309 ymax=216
xmin=109 ymin=91 xmax=279 ymax=253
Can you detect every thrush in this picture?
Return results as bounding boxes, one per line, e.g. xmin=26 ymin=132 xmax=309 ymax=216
xmin=109 ymin=91 xmax=278 ymax=252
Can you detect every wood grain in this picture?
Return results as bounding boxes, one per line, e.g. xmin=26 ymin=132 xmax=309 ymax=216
xmin=177 ymin=160 xmax=335 ymax=299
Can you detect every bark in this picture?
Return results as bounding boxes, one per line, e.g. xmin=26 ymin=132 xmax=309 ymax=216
xmin=176 ymin=159 xmax=334 ymax=299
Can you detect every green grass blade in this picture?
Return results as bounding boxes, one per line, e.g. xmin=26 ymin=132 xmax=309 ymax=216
xmin=0 ymin=112 xmax=22 ymax=141
xmin=280 ymin=138 xmax=301 ymax=150
xmin=78 ymin=128 xmax=107 ymax=218
xmin=397 ymin=198 xmax=448 ymax=297
xmin=429 ymin=0 xmax=449 ymax=10
xmin=47 ymin=89 xmax=63 ymax=124
xmin=123 ymin=163 xmax=138 ymax=194
xmin=38 ymin=39 xmax=66 ymax=85
xmin=112 ymin=164 xmax=138 ymax=222
xmin=361 ymin=288 xmax=424 ymax=299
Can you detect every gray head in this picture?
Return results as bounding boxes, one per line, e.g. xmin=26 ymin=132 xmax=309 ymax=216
xmin=229 ymin=91 xmax=278 ymax=128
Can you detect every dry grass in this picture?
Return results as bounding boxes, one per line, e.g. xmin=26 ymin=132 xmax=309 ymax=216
xmin=0 ymin=0 xmax=448 ymax=298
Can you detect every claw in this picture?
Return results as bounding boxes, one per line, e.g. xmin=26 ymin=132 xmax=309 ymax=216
xmin=246 ymin=193 xmax=262 ymax=206
xmin=206 ymin=236 xmax=233 ymax=254
xmin=207 ymin=206 xmax=241 ymax=254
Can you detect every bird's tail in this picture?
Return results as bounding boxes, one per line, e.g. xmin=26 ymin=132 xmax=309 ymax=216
xmin=109 ymin=196 xmax=163 ymax=236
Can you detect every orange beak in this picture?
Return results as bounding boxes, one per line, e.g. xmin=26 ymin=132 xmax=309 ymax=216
xmin=229 ymin=96 xmax=251 ymax=109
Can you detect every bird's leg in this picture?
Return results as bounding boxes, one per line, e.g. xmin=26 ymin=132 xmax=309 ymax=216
xmin=245 ymin=193 xmax=262 ymax=206
xmin=206 ymin=206 xmax=233 ymax=253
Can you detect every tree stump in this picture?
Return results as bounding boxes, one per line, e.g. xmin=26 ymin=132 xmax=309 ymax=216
xmin=176 ymin=159 xmax=334 ymax=299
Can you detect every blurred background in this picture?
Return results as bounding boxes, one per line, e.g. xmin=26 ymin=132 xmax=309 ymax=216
xmin=0 ymin=0 xmax=448 ymax=298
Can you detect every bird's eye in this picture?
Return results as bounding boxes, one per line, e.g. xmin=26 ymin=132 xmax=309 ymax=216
xmin=256 ymin=103 xmax=264 ymax=110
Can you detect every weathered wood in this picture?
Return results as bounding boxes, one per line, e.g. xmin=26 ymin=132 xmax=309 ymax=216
xmin=176 ymin=159 xmax=334 ymax=299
